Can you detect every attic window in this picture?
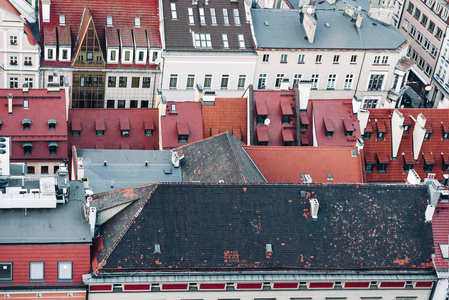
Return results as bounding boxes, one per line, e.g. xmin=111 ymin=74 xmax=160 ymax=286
xmin=327 ymin=173 xmax=333 ymax=180
xmin=300 ymin=112 xmax=309 ymax=130
xmin=376 ymin=153 xmax=389 ymax=173
xmin=266 ymin=244 xmax=272 ymax=253
xmin=170 ymin=104 xmax=177 ymax=114
xmin=280 ymin=102 xmax=293 ymax=124
xmin=424 ymin=124 xmax=433 ymax=140
xmin=135 ymin=17 xmax=141 ymax=28
xmin=59 ymin=15 xmax=65 ymax=25
xmin=403 ymin=119 xmax=412 ymax=133
xmin=364 ymin=123 xmax=373 ymax=140
xmin=107 ymin=16 xmax=113 ymax=27
xmin=323 ymin=117 xmax=334 ymax=137
xmin=343 ymin=118 xmax=354 ymax=137
xmin=365 ymin=155 xmax=375 ymax=173
xmin=256 ymin=100 xmax=268 ymax=125
xmin=351 ymin=149 xmax=357 ymax=157
xmin=423 ymin=153 xmax=435 ymax=172
xmin=442 ymin=122 xmax=449 ymax=140
xmin=257 ymin=126 xmax=269 ymax=146
xmin=440 ymin=244 xmax=449 ymax=259
xmin=177 ymin=122 xmax=189 ymax=143
xmin=282 ymin=129 xmax=294 ymax=146
xmin=402 ymin=153 xmax=415 ymax=173
xmin=48 ymin=119 xmax=57 ymax=130
xmin=376 ymin=120 xmax=386 ymax=141
xmin=443 ymin=154 xmax=449 ymax=172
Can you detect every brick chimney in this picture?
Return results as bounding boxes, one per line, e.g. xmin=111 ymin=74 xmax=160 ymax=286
xmin=412 ymin=113 xmax=426 ymax=160
xmin=391 ymin=109 xmax=405 ymax=159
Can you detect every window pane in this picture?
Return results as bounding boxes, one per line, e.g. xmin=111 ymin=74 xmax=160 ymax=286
xmin=58 ymin=262 xmax=72 ymax=281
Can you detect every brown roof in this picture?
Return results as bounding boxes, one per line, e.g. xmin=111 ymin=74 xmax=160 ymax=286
xmin=58 ymin=26 xmax=71 ymax=45
xmin=120 ymin=28 xmax=133 ymax=47
xmin=162 ymin=0 xmax=254 ymax=52
xmin=105 ymin=27 xmax=120 ymax=47
xmin=44 ymin=27 xmax=57 ymax=45
xmin=133 ymin=29 xmax=148 ymax=47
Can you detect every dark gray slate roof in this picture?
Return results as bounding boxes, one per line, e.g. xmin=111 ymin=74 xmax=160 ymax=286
xmin=176 ymin=132 xmax=266 ymax=183
xmin=0 ymin=181 xmax=91 ymax=244
xmin=93 ymin=183 xmax=433 ymax=273
xmin=251 ymin=8 xmax=406 ymax=50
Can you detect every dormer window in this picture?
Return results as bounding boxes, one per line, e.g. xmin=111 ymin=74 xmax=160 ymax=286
xmin=402 ymin=153 xmax=415 ymax=173
xmin=62 ymin=49 xmax=68 ymax=60
xmin=376 ymin=153 xmax=389 ymax=173
xmin=135 ymin=17 xmax=141 ymax=27
xmin=23 ymin=142 xmax=32 ymax=156
xmin=96 ymin=119 xmax=105 ymax=136
xmin=48 ymin=142 xmax=58 ymax=156
xmin=280 ymin=102 xmax=293 ymax=125
xmin=47 ymin=48 xmax=54 ymax=60
xmin=257 ymin=126 xmax=269 ymax=146
xmin=120 ymin=119 xmax=130 ymax=137
xmin=96 ymin=130 xmax=105 ymax=136
xmin=59 ymin=15 xmax=65 ymax=25
xmin=376 ymin=120 xmax=386 ymax=141
xmin=110 ymin=50 xmax=116 ymax=61
xmin=125 ymin=51 xmax=131 ymax=61
xmin=442 ymin=154 xmax=449 ymax=172
xmin=424 ymin=125 xmax=433 ymax=140
xmin=170 ymin=3 xmax=177 ymax=19
xmin=402 ymin=120 xmax=412 ymax=133
xmin=423 ymin=153 xmax=435 ymax=172
xmin=324 ymin=117 xmax=334 ymax=137
xmin=365 ymin=155 xmax=376 ymax=174
xmin=282 ymin=129 xmax=294 ymax=146
xmin=22 ymin=118 xmax=31 ymax=130
xmin=177 ymin=122 xmax=189 ymax=143
xmin=138 ymin=51 xmax=145 ymax=62
xmin=256 ymin=100 xmax=268 ymax=125
xmin=48 ymin=119 xmax=57 ymax=130
xmin=343 ymin=118 xmax=354 ymax=137
xmin=364 ymin=123 xmax=373 ymax=140
xmin=121 ymin=130 xmax=129 ymax=137
xmin=442 ymin=122 xmax=449 ymax=139
xmin=107 ymin=16 xmax=113 ymax=27
xmin=300 ymin=112 xmax=309 ymax=130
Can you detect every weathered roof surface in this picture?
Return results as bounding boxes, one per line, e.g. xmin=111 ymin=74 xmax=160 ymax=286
xmin=105 ymin=27 xmax=120 ymax=47
xmin=58 ymin=26 xmax=71 ymax=45
xmin=163 ymin=0 xmax=254 ymax=52
xmin=364 ymin=109 xmax=449 ymax=182
xmin=432 ymin=200 xmax=449 ymax=272
xmin=76 ymin=149 xmax=182 ymax=194
xmin=176 ymin=132 xmax=266 ymax=183
xmin=244 ymin=146 xmax=364 ymax=183
xmin=253 ymin=90 xmax=297 ymax=146
xmin=93 ymin=183 xmax=433 ymax=273
xmin=202 ymin=98 xmax=248 ymax=143
xmin=309 ymin=99 xmax=361 ymax=146
xmin=0 ymin=181 xmax=91 ymax=244
xmin=251 ymin=9 xmax=406 ymax=50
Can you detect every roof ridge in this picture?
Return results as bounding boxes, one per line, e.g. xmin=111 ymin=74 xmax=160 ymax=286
xmin=95 ymin=183 xmax=159 ymax=273
xmin=226 ymin=132 xmax=247 ymax=183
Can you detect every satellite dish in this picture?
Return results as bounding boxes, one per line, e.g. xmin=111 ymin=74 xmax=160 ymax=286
xmin=307 ymin=7 xmax=313 ymax=14
xmin=264 ymin=118 xmax=271 ymax=126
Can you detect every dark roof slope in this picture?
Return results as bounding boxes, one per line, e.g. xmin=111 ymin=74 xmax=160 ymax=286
xmin=163 ymin=0 xmax=254 ymax=52
xmin=94 ymin=183 xmax=433 ymax=273
xmin=177 ymin=132 xmax=266 ymax=183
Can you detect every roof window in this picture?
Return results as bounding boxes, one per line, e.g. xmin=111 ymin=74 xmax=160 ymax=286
xmin=376 ymin=120 xmax=386 ymax=141
xmin=323 ymin=117 xmax=334 ymax=137
xmin=154 ymin=244 xmax=161 ymax=254
xmin=423 ymin=153 xmax=435 ymax=172
xmin=424 ymin=123 xmax=433 ymax=140
xmin=22 ymin=118 xmax=31 ymax=130
xmin=59 ymin=15 xmax=65 ymax=25
xmin=135 ymin=17 xmax=141 ymax=28
xmin=343 ymin=118 xmax=354 ymax=137
xmin=376 ymin=153 xmax=389 ymax=173
xmin=107 ymin=16 xmax=113 ymax=27
xmin=48 ymin=119 xmax=57 ymax=130
xmin=442 ymin=122 xmax=449 ymax=139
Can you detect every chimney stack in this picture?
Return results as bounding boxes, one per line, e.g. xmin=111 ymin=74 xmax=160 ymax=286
xmin=391 ymin=110 xmax=405 ymax=159
xmin=310 ymin=198 xmax=319 ymax=219
xmin=194 ymin=84 xmax=203 ymax=102
xmin=303 ymin=12 xmax=317 ymax=43
xmin=357 ymin=109 xmax=370 ymax=135
xmin=356 ymin=12 xmax=363 ymax=28
xmin=42 ymin=0 xmax=51 ymax=22
xmin=412 ymin=113 xmax=426 ymax=160
xmin=7 ymin=93 xmax=13 ymax=115
xmin=298 ymin=80 xmax=312 ymax=110
xmin=406 ymin=168 xmax=421 ymax=185
xmin=280 ymin=78 xmax=290 ymax=90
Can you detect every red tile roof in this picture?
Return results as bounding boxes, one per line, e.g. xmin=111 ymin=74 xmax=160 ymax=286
xmin=69 ymin=108 xmax=159 ymax=150
xmin=133 ymin=29 xmax=148 ymax=47
xmin=120 ymin=28 xmax=133 ymax=47
xmin=161 ymin=102 xmax=203 ymax=150
xmin=282 ymin=128 xmax=294 ymax=142
xmin=44 ymin=27 xmax=57 ymax=45
xmin=432 ymin=200 xmax=449 ymax=271
xmin=364 ymin=108 xmax=449 ymax=182
xmin=202 ymin=98 xmax=247 ymax=143
xmin=244 ymin=146 xmax=364 ymax=183
xmin=0 ymin=88 xmax=68 ymax=161
xmin=253 ymin=90 xmax=297 ymax=146
xmin=39 ymin=0 xmax=161 ymax=64
xmin=105 ymin=27 xmax=120 ymax=47
xmin=256 ymin=126 xmax=269 ymax=142
xmin=58 ymin=26 xmax=71 ymax=45
xmin=177 ymin=122 xmax=190 ymax=135
xmin=310 ymin=99 xmax=361 ymax=146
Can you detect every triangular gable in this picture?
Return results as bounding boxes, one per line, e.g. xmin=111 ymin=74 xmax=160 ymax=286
xmin=72 ymin=8 xmax=105 ymax=68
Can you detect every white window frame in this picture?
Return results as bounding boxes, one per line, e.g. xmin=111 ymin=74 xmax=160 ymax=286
xmin=381 ymin=55 xmax=389 ymax=64
xmin=171 ymin=3 xmax=177 ymax=19
xmin=293 ymin=74 xmax=302 ymax=86
xmin=188 ymin=8 xmax=194 ymax=24
xmin=24 ymin=77 xmax=33 ymax=88
xmin=233 ymin=9 xmax=241 ymax=25
xmin=57 ymin=262 xmax=72 ymax=282
xmin=210 ymin=8 xmax=217 ymax=25
xmin=258 ymin=73 xmax=267 ymax=89
xmin=262 ymin=54 xmax=269 ymax=62
xmin=315 ymin=54 xmax=322 ymax=63
xmin=350 ymin=55 xmax=357 ymax=63
xmin=107 ymin=16 xmax=113 ymax=27
xmin=311 ymin=74 xmax=319 ymax=89
xmin=220 ymin=74 xmax=229 ymax=90
xmin=222 ymin=34 xmax=229 ymax=48
xmin=280 ymin=54 xmax=288 ymax=63
xmin=366 ymin=72 xmax=387 ymax=91
xmin=169 ymin=74 xmax=178 ymax=89
xmin=362 ymin=98 xmax=379 ymax=108
xmin=59 ymin=14 xmax=65 ymax=25
xmin=30 ymin=262 xmax=44 ymax=282
xmin=298 ymin=54 xmax=305 ymax=64
xmin=186 ymin=74 xmax=195 ymax=89
xmin=333 ymin=55 xmax=340 ymax=64
xmin=193 ymin=33 xmax=212 ymax=48
xmin=238 ymin=34 xmax=245 ymax=49
xmin=327 ymin=74 xmax=337 ymax=89
xmin=402 ymin=18 xmax=410 ymax=30
xmin=223 ymin=9 xmax=229 ymax=25
xmin=199 ymin=8 xmax=206 ymax=25
xmin=204 ymin=74 xmax=212 ymax=89
xmin=238 ymin=74 xmax=246 ymax=90
xmin=275 ymin=73 xmax=285 ymax=89
xmin=344 ymin=74 xmax=353 ymax=89
xmin=135 ymin=17 xmax=141 ymax=28
xmin=373 ymin=55 xmax=381 ymax=64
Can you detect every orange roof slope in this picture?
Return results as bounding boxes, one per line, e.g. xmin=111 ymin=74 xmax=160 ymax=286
xmin=244 ymin=146 xmax=364 ymax=183
xmin=364 ymin=108 xmax=449 ymax=182
xmin=202 ymin=98 xmax=247 ymax=143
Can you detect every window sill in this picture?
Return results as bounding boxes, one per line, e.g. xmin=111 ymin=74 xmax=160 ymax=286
xmin=280 ymin=61 xmax=288 ymax=64
xmin=315 ymin=62 xmax=321 ymax=64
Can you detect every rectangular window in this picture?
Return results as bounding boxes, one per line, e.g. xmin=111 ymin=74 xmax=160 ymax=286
xmin=403 ymin=19 xmax=410 ymax=30
xmin=117 ymin=100 xmax=125 ymax=108
xmin=119 ymin=76 xmax=127 ymax=88
xmin=131 ymin=77 xmax=140 ymax=88
xmin=141 ymin=100 xmax=149 ymax=108
xmin=171 ymin=3 xmax=177 ymax=19
xmin=138 ymin=51 xmax=144 ymax=62
xmin=135 ymin=17 xmax=141 ymax=27
xmin=293 ymin=74 xmax=302 ymax=86
xmin=363 ymin=98 xmax=378 ymax=108
xmin=24 ymin=78 xmax=33 ymax=88
xmin=9 ymin=77 xmax=18 ymax=89
xmin=142 ymin=77 xmax=151 ymax=88
xmin=258 ymin=74 xmax=267 ymax=89
xmin=238 ymin=75 xmax=246 ymax=90
xmin=186 ymin=74 xmax=195 ymax=89
xmin=41 ymin=166 xmax=49 ymax=174
xmin=48 ymin=48 xmax=53 ymax=59
xmin=411 ymin=50 xmax=418 ymax=61
xmin=382 ymin=56 xmax=389 ymax=64
xmin=108 ymin=76 xmax=116 ymax=87
xmin=238 ymin=34 xmax=245 ymax=48
xmin=298 ymin=54 xmax=305 ymax=64
xmin=194 ymin=33 xmax=212 ymax=48
xmin=333 ymin=55 xmax=340 ymax=64
xmin=233 ymin=9 xmax=241 ymax=25
xmin=220 ymin=75 xmax=229 ymax=89
xmin=350 ymin=55 xmax=357 ymax=63
xmin=407 ymin=2 xmax=414 ymax=13
xmin=58 ymin=262 xmax=72 ymax=282
xmin=263 ymin=54 xmax=269 ymax=62
xmin=24 ymin=57 xmax=32 ymax=65
xmin=311 ymin=74 xmax=319 ymax=89
xmin=0 ymin=263 xmax=12 ymax=281
xmin=436 ymin=27 xmax=443 ymax=39
xmin=327 ymin=74 xmax=336 ymax=89
xmin=124 ymin=51 xmax=130 ymax=61
xmin=107 ymin=16 xmax=113 ymax=26
xmin=23 ymin=100 xmax=29 ymax=108
xmin=425 ymin=64 xmax=432 ymax=76
xmin=414 ymin=8 xmax=421 ymax=19
xmin=10 ymin=56 xmax=17 ymax=65
xmin=106 ymin=100 xmax=115 ymax=108
xmin=72 ymin=130 xmax=81 ymax=137
xmin=275 ymin=73 xmax=285 ymax=89
xmin=204 ymin=74 xmax=212 ymax=89
xmin=96 ymin=130 xmax=105 ymax=136
xmin=418 ymin=57 xmax=425 ymax=69
xmin=223 ymin=9 xmax=229 ymax=25
xmin=210 ymin=8 xmax=217 ymax=24
xmin=280 ymin=54 xmax=288 ymax=63
xmin=416 ymin=31 xmax=423 ymax=44
xmin=10 ymin=36 xmax=17 ymax=45
xmin=199 ymin=8 xmax=206 ymax=25
xmin=423 ymin=39 xmax=431 ymax=50
xmin=169 ymin=74 xmax=178 ymax=89
xmin=222 ymin=34 xmax=229 ymax=48
xmin=62 ymin=49 xmax=68 ymax=60
xmin=110 ymin=50 xmax=116 ymax=61
xmin=421 ymin=14 xmax=428 ymax=26
xmin=188 ymin=8 xmax=194 ymax=24
xmin=430 ymin=45 xmax=438 ymax=57
xmin=368 ymin=74 xmax=384 ymax=91
xmin=59 ymin=14 xmax=65 ymax=25
xmin=373 ymin=55 xmax=380 ymax=64
xmin=428 ymin=20 xmax=435 ymax=33
xmin=410 ymin=25 xmax=416 ymax=37
xmin=344 ymin=74 xmax=353 ymax=89
xmin=315 ymin=54 xmax=322 ymax=63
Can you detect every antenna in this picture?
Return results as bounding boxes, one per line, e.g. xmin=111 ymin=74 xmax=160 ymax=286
xmin=264 ymin=118 xmax=271 ymax=126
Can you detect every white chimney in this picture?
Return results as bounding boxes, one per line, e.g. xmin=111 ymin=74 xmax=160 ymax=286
xmin=7 ymin=93 xmax=13 ymax=115
xmin=89 ymin=207 xmax=97 ymax=237
xmin=407 ymin=169 xmax=421 ymax=185
xmin=425 ymin=205 xmax=435 ymax=222
xmin=310 ymin=198 xmax=319 ymax=219
xmin=42 ymin=0 xmax=51 ymax=23
xmin=303 ymin=13 xmax=317 ymax=43
xmin=368 ymin=5 xmax=394 ymax=24
xmin=412 ymin=113 xmax=426 ymax=160
xmin=391 ymin=110 xmax=405 ymax=159
xmin=356 ymin=12 xmax=363 ymax=28
xmin=298 ymin=80 xmax=312 ymax=110
xmin=357 ymin=109 xmax=370 ymax=135
xmin=194 ymin=84 xmax=203 ymax=102
xmin=345 ymin=5 xmax=356 ymax=17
